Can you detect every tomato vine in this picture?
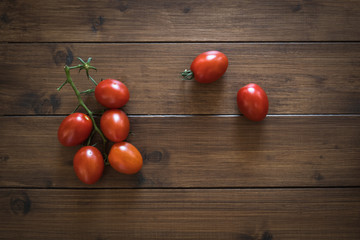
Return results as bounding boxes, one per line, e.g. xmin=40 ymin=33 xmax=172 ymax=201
xmin=56 ymin=57 xmax=143 ymax=184
xmin=57 ymin=57 xmax=107 ymax=148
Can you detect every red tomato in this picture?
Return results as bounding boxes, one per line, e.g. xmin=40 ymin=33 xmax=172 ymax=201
xmin=95 ymin=79 xmax=130 ymax=109
xmin=58 ymin=113 xmax=93 ymax=146
xmin=100 ymin=109 xmax=130 ymax=142
xmin=185 ymin=51 xmax=228 ymax=83
xmin=108 ymin=142 xmax=143 ymax=175
xmin=237 ymin=83 xmax=269 ymax=121
xmin=73 ymin=146 xmax=104 ymax=184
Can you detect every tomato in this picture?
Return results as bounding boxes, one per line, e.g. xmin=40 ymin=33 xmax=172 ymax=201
xmin=95 ymin=79 xmax=130 ymax=109
xmin=237 ymin=83 xmax=269 ymax=121
xmin=108 ymin=142 xmax=143 ymax=175
xmin=100 ymin=109 xmax=130 ymax=142
xmin=183 ymin=50 xmax=228 ymax=83
xmin=58 ymin=113 xmax=93 ymax=146
xmin=73 ymin=146 xmax=104 ymax=184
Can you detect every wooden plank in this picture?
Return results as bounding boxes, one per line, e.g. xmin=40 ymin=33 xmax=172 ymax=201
xmin=0 ymin=188 xmax=359 ymax=239
xmin=0 ymin=116 xmax=359 ymax=188
xmin=0 ymin=43 xmax=359 ymax=115
xmin=1 ymin=0 xmax=360 ymax=42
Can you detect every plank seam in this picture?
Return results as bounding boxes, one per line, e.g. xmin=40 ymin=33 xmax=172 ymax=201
xmin=1 ymin=114 xmax=360 ymax=118
xmin=1 ymin=41 xmax=360 ymax=45
xmin=1 ymin=186 xmax=360 ymax=190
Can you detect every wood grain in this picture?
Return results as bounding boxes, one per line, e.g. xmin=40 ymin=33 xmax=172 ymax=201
xmin=1 ymin=0 xmax=360 ymax=42
xmin=0 ymin=43 xmax=359 ymax=115
xmin=0 ymin=116 xmax=359 ymax=188
xmin=0 ymin=0 xmax=359 ymax=239
xmin=0 ymin=188 xmax=359 ymax=239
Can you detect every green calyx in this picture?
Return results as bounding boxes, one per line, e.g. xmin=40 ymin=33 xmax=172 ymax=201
xmin=181 ymin=69 xmax=194 ymax=80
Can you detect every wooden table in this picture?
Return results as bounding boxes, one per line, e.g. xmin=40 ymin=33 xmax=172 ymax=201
xmin=1 ymin=1 xmax=360 ymax=239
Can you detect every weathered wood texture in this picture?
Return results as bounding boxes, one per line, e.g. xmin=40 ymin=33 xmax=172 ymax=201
xmin=1 ymin=43 xmax=359 ymax=115
xmin=1 ymin=0 xmax=360 ymax=238
xmin=1 ymin=188 xmax=359 ymax=240
xmin=1 ymin=116 xmax=359 ymax=188
xmin=1 ymin=0 xmax=360 ymax=42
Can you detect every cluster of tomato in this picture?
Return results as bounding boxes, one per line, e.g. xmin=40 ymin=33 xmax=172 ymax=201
xmin=58 ymin=51 xmax=268 ymax=185
xmin=58 ymin=79 xmax=143 ymax=184
xmin=184 ymin=50 xmax=269 ymax=121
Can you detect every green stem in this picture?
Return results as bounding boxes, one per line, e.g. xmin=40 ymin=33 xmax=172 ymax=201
xmin=80 ymin=89 xmax=95 ymax=94
xmin=64 ymin=65 xmax=107 ymax=146
xmin=69 ymin=65 xmax=83 ymax=70
xmin=57 ymin=80 xmax=67 ymax=91
xmin=87 ymin=130 xmax=96 ymax=146
xmin=72 ymin=104 xmax=81 ymax=113
xmin=103 ymin=153 xmax=110 ymax=166
xmin=88 ymin=74 xmax=98 ymax=86
xmin=181 ymin=69 xmax=194 ymax=80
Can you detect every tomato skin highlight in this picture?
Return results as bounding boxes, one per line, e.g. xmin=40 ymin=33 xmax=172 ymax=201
xmin=100 ymin=109 xmax=130 ymax=143
xmin=237 ymin=83 xmax=269 ymax=122
xmin=95 ymin=79 xmax=130 ymax=109
xmin=108 ymin=142 xmax=143 ymax=175
xmin=73 ymin=146 xmax=104 ymax=184
xmin=190 ymin=51 xmax=228 ymax=83
xmin=57 ymin=113 xmax=93 ymax=147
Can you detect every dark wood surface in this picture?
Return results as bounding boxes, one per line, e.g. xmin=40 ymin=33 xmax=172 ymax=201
xmin=1 ymin=0 xmax=360 ymax=42
xmin=1 ymin=189 xmax=359 ymax=239
xmin=1 ymin=0 xmax=360 ymax=239
xmin=1 ymin=43 xmax=360 ymax=115
xmin=1 ymin=116 xmax=360 ymax=188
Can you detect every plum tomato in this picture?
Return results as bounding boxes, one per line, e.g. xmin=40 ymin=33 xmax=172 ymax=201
xmin=95 ymin=79 xmax=130 ymax=109
xmin=100 ymin=109 xmax=130 ymax=142
xmin=184 ymin=50 xmax=228 ymax=83
xmin=58 ymin=113 xmax=93 ymax=147
xmin=108 ymin=142 xmax=143 ymax=175
xmin=237 ymin=83 xmax=269 ymax=121
xmin=73 ymin=146 xmax=104 ymax=184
